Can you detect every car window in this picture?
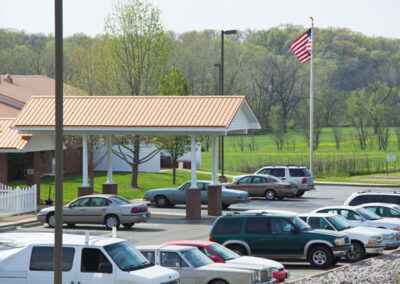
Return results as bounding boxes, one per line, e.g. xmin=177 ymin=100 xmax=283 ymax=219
xmin=245 ymin=217 xmax=270 ymax=234
xmin=30 ymin=247 xmax=74 ymax=271
xmin=387 ymin=208 xmax=400 ymax=217
xmin=181 ymin=249 xmax=212 ymax=268
xmin=90 ymin=197 xmax=109 ymax=207
xmin=252 ymin=176 xmax=267 ymax=184
xmin=81 ymin=248 xmax=112 ymax=273
xmin=304 ymin=168 xmax=312 ymax=177
xmin=340 ymin=210 xmax=361 ymax=220
xmin=289 ymin=169 xmax=305 ymax=177
xmin=161 ymin=252 xmax=188 ymax=268
xmin=109 ymin=195 xmax=131 ymax=205
xmin=299 ymin=216 xmax=307 ymax=222
xmin=212 ymin=218 xmax=242 ymax=234
xmin=179 ymin=182 xmax=192 ymax=190
xmin=141 ymin=251 xmax=155 ymax=264
xmin=349 ymin=195 xmax=375 ymax=206
xmin=270 ymin=169 xmax=285 ymax=177
xmin=70 ymin=197 xmax=90 ymax=207
xmin=268 ymin=176 xmax=281 ymax=183
xmin=257 ymin=169 xmax=270 ymax=175
xmin=237 ymin=176 xmax=253 ymax=184
xmin=197 ymin=246 xmax=215 ymax=258
xmin=309 ymin=217 xmax=333 ymax=230
xmin=270 ymin=218 xmax=295 ymax=234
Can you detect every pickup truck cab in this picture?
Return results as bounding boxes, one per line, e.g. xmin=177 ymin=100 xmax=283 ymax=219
xmin=0 ymin=232 xmax=179 ymax=284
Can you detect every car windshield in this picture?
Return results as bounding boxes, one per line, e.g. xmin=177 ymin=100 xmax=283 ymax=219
xmin=208 ymin=243 xmax=239 ymax=261
xmin=110 ymin=196 xmax=131 ymax=205
xmin=290 ymin=216 xmax=310 ymax=231
xmin=104 ymin=241 xmax=152 ymax=271
xmin=357 ymin=208 xmax=382 ymax=220
xmin=327 ymin=215 xmax=352 ymax=231
xmin=182 ymin=249 xmax=213 ymax=268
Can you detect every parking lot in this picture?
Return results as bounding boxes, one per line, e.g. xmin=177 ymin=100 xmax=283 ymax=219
xmin=12 ymin=184 xmax=400 ymax=281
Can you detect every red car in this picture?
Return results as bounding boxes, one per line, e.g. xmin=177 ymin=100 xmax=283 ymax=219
xmin=165 ymin=240 xmax=289 ymax=283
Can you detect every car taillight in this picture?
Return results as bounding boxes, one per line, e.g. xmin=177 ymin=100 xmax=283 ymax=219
xmin=284 ymin=185 xmax=291 ymax=188
xmin=131 ymin=207 xmax=147 ymax=213
xmin=209 ymin=236 xmax=213 ymax=241
xmin=302 ymin=178 xmax=307 ymax=184
xmin=236 ymin=195 xmax=243 ymax=199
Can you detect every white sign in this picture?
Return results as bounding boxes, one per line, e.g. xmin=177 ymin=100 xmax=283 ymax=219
xmin=386 ymin=155 xmax=396 ymax=162
xmin=26 ymin=169 xmax=34 ymax=175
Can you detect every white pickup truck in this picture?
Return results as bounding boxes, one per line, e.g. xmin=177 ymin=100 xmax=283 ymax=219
xmin=0 ymin=232 xmax=180 ymax=284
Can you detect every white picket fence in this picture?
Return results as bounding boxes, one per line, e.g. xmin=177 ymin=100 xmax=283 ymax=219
xmin=0 ymin=183 xmax=37 ymax=217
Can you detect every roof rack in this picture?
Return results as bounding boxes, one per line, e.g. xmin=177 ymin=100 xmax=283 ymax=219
xmin=85 ymin=227 xmax=117 ymax=245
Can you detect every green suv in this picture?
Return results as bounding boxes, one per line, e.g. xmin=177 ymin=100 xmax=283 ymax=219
xmin=209 ymin=210 xmax=351 ymax=268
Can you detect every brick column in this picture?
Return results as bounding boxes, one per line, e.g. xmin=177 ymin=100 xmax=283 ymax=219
xmin=102 ymin=183 xmax=118 ymax=195
xmin=27 ymin=152 xmax=41 ymax=204
xmin=186 ymin=188 xmax=201 ymax=219
xmin=0 ymin=153 xmax=7 ymax=184
xmin=208 ymin=185 xmax=222 ymax=216
xmin=78 ymin=186 xmax=94 ymax=197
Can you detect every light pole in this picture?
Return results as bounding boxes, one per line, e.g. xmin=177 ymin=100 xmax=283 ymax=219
xmin=218 ymin=29 xmax=237 ymax=183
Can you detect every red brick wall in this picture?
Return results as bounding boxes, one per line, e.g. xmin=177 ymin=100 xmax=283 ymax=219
xmin=64 ymin=146 xmax=82 ymax=175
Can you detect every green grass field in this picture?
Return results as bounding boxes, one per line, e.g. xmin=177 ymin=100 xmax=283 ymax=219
xmin=202 ymin=127 xmax=400 ymax=178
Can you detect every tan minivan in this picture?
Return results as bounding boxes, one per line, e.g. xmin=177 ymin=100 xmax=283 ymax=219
xmin=224 ymin=174 xmax=298 ymax=200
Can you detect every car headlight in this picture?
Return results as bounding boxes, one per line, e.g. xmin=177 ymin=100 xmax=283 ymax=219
xmin=334 ymin=237 xmax=346 ymax=246
xmin=37 ymin=211 xmax=47 ymax=216
xmin=368 ymin=236 xmax=381 ymax=245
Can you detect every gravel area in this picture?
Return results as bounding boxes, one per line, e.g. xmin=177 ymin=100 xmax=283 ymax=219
xmin=294 ymin=250 xmax=400 ymax=284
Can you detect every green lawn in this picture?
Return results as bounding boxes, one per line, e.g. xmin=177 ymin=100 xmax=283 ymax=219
xmin=202 ymin=127 xmax=400 ymax=178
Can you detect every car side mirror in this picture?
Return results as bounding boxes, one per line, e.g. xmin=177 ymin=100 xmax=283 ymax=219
xmin=98 ymin=262 xmax=112 ymax=273
xmin=290 ymin=227 xmax=298 ymax=234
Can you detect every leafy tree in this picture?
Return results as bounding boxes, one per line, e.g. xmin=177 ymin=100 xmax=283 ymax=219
xmin=158 ymin=67 xmax=189 ymax=95
xmin=104 ymin=0 xmax=172 ymax=188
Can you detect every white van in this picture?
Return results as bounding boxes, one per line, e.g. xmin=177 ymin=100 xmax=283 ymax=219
xmin=0 ymin=232 xmax=180 ymax=284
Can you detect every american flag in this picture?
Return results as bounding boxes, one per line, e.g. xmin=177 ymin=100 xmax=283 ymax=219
xmin=289 ymin=29 xmax=312 ymax=63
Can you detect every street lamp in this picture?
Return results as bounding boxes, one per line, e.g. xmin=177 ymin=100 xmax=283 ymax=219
xmin=218 ymin=29 xmax=237 ymax=183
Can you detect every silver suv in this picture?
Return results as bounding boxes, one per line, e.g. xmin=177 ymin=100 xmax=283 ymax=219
xmin=254 ymin=166 xmax=314 ymax=197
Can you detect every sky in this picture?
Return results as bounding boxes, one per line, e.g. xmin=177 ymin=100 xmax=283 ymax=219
xmin=0 ymin=0 xmax=399 ymax=39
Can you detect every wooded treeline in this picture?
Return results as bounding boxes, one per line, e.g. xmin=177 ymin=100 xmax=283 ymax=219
xmin=1 ymin=17 xmax=400 ymax=143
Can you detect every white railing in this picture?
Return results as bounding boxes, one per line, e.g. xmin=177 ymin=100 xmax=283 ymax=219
xmin=0 ymin=183 xmax=37 ymax=217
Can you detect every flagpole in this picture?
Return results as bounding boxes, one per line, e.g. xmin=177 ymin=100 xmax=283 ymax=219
xmin=309 ymin=17 xmax=314 ymax=174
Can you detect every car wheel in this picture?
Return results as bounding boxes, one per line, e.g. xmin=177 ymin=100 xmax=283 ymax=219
xmin=155 ymin=195 xmax=170 ymax=208
xmin=209 ymin=279 xmax=228 ymax=284
xmin=265 ymin=189 xmax=276 ymax=200
xmin=226 ymin=244 xmax=247 ymax=256
xmin=295 ymin=191 xmax=305 ymax=197
xmin=308 ymin=245 xmax=333 ymax=268
xmin=105 ymin=214 xmax=120 ymax=230
xmin=345 ymin=242 xmax=365 ymax=263
xmin=46 ymin=212 xmax=55 ymax=228
xmin=123 ymin=223 xmax=135 ymax=229
xmin=66 ymin=223 xmax=75 ymax=228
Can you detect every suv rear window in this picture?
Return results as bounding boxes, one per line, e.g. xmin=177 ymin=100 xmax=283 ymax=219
xmin=269 ymin=168 xmax=285 ymax=177
xmin=289 ymin=169 xmax=305 ymax=177
xmin=349 ymin=194 xmax=400 ymax=206
xmin=212 ymin=218 xmax=242 ymax=234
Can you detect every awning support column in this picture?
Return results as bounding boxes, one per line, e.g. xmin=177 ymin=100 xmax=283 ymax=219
xmin=190 ymin=135 xmax=197 ymax=188
xmin=106 ymin=135 xmax=113 ymax=184
xmin=81 ymin=134 xmax=89 ymax=187
xmin=212 ymin=136 xmax=218 ymax=184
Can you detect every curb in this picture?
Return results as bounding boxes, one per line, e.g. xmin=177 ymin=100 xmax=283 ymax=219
xmin=0 ymin=217 xmax=38 ymax=230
